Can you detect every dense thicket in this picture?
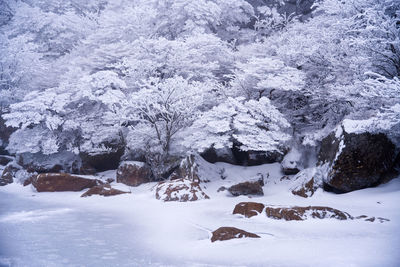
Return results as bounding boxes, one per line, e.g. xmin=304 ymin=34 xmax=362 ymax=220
xmin=1 ymin=0 xmax=399 ymax=178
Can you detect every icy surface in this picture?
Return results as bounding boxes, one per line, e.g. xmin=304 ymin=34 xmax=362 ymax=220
xmin=1 ymin=161 xmax=400 ymax=267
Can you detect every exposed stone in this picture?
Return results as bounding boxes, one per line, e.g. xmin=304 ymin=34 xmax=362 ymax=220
xmin=211 ymin=227 xmax=260 ymax=242
xmin=106 ymin=178 xmax=115 ymax=184
xmin=200 ymin=147 xmax=236 ymax=164
xmin=0 ymin=163 xmax=19 ymax=186
xmin=169 ymin=155 xmax=200 ymax=182
xmin=319 ymin=126 xmax=396 ymax=193
xmin=233 ymin=202 xmax=265 ymax=218
xmin=155 ymin=178 xmax=209 ymax=202
xmin=81 ymin=184 xmax=130 ymax=197
xmin=18 ymin=152 xmax=80 ymax=174
xmin=80 ymin=143 xmax=124 ymax=172
xmin=217 ymin=186 xmax=227 ymax=192
xmin=291 ymin=168 xmax=321 ymax=198
xmin=32 ymin=173 xmax=103 ymax=192
xmin=116 ymin=161 xmax=152 ymax=187
xmin=0 ymin=155 xmax=13 ymax=166
xmin=228 ymin=180 xmax=264 ymax=196
xmin=265 ymin=206 xmax=353 ymax=221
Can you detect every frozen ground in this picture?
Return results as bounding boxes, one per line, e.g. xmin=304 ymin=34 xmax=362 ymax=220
xmin=1 ymin=160 xmax=400 ymax=267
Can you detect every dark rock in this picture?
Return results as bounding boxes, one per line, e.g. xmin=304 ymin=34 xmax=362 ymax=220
xmin=211 ymin=227 xmax=260 ymax=242
xmin=233 ymin=202 xmax=265 ymax=218
xmin=155 ymin=178 xmax=209 ymax=202
xmin=80 ymin=143 xmax=124 ymax=172
xmin=116 ymin=161 xmax=152 ymax=186
xmin=18 ymin=152 xmax=80 ymax=174
xmin=79 ymin=162 xmax=97 ymax=175
xmin=0 ymin=111 xmax=15 ymax=154
xmin=81 ymin=184 xmax=130 ymax=197
xmin=106 ymin=178 xmax=115 ymax=184
xmin=265 ymin=206 xmax=352 ymax=221
xmin=200 ymin=147 xmax=236 ymax=164
xmin=32 ymin=173 xmax=103 ymax=192
xmin=217 ymin=186 xmax=227 ymax=192
xmin=0 ymin=155 xmax=13 ymax=166
xmin=228 ymin=181 xmax=264 ymax=196
xmin=169 ymin=155 xmax=200 ymax=182
xmin=319 ymin=126 xmax=396 ymax=193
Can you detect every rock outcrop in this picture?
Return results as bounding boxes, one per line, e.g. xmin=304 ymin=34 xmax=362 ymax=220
xmin=0 ymin=163 xmax=19 ymax=186
xmin=264 ymin=206 xmax=352 ymax=221
xmin=228 ymin=180 xmax=264 ymax=196
xmin=290 ymin=167 xmax=321 ymax=198
xmin=319 ymin=123 xmax=396 ymax=193
xmin=211 ymin=227 xmax=260 ymax=242
xmin=233 ymin=202 xmax=265 ymax=218
xmin=32 ymin=173 xmax=103 ymax=192
xmin=116 ymin=161 xmax=152 ymax=187
xmin=155 ymin=178 xmax=209 ymax=202
xmin=81 ymin=184 xmax=130 ymax=197
xmin=0 ymin=155 xmax=13 ymax=166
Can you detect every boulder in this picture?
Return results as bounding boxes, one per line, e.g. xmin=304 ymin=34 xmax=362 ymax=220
xmin=155 ymin=178 xmax=209 ymax=202
xmin=211 ymin=227 xmax=260 ymax=242
xmin=265 ymin=206 xmax=352 ymax=221
xmin=290 ymin=167 xmax=321 ymax=198
xmin=319 ymin=124 xmax=396 ymax=193
xmin=81 ymin=184 xmax=130 ymax=197
xmin=169 ymin=155 xmax=200 ymax=181
xmin=116 ymin=161 xmax=152 ymax=187
xmin=0 ymin=163 xmax=19 ymax=186
xmin=80 ymin=142 xmax=124 ymax=172
xmin=228 ymin=180 xmax=264 ymax=196
xmin=200 ymin=147 xmax=236 ymax=164
xmin=281 ymin=148 xmax=302 ymax=175
xmin=233 ymin=202 xmax=265 ymax=218
xmin=0 ymin=155 xmax=13 ymax=166
xmin=18 ymin=152 xmax=80 ymax=174
xmin=32 ymin=173 xmax=103 ymax=192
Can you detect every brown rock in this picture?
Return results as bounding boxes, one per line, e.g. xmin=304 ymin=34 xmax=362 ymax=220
xmin=228 ymin=181 xmax=264 ymax=196
xmin=211 ymin=227 xmax=260 ymax=242
xmin=233 ymin=202 xmax=265 ymax=218
xmin=292 ymin=177 xmax=319 ymax=198
xmin=155 ymin=178 xmax=209 ymax=202
xmin=81 ymin=184 xmax=130 ymax=197
xmin=265 ymin=206 xmax=352 ymax=221
xmin=32 ymin=173 xmax=103 ymax=192
xmin=0 ymin=163 xmax=20 ymax=186
xmin=217 ymin=186 xmax=227 ymax=192
xmin=116 ymin=161 xmax=152 ymax=187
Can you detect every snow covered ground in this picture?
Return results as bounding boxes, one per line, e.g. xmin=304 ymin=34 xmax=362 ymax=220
xmin=1 ymin=161 xmax=400 ymax=267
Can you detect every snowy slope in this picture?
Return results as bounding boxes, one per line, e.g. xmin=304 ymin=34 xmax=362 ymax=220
xmin=0 ymin=161 xmax=399 ymax=267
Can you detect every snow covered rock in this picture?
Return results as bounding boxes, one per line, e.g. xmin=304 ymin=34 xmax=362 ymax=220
xmin=319 ymin=124 xmax=396 ymax=193
xmin=18 ymin=152 xmax=81 ymax=174
xmin=32 ymin=173 xmax=103 ymax=192
xmin=228 ymin=180 xmax=264 ymax=196
xmin=81 ymin=184 xmax=130 ymax=197
xmin=265 ymin=206 xmax=353 ymax=221
xmin=233 ymin=202 xmax=265 ymax=218
xmin=155 ymin=178 xmax=209 ymax=202
xmin=170 ymin=155 xmax=200 ymax=181
xmin=211 ymin=227 xmax=260 ymax=242
xmin=290 ymin=167 xmax=322 ymax=198
xmin=0 ymin=163 xmax=19 ymax=186
xmin=281 ymin=148 xmax=302 ymax=175
xmin=80 ymin=145 xmax=124 ymax=172
xmin=116 ymin=161 xmax=152 ymax=187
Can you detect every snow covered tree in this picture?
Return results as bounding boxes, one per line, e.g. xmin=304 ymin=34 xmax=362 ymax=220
xmin=183 ymin=96 xmax=291 ymax=156
xmin=125 ymin=76 xmax=213 ymax=178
